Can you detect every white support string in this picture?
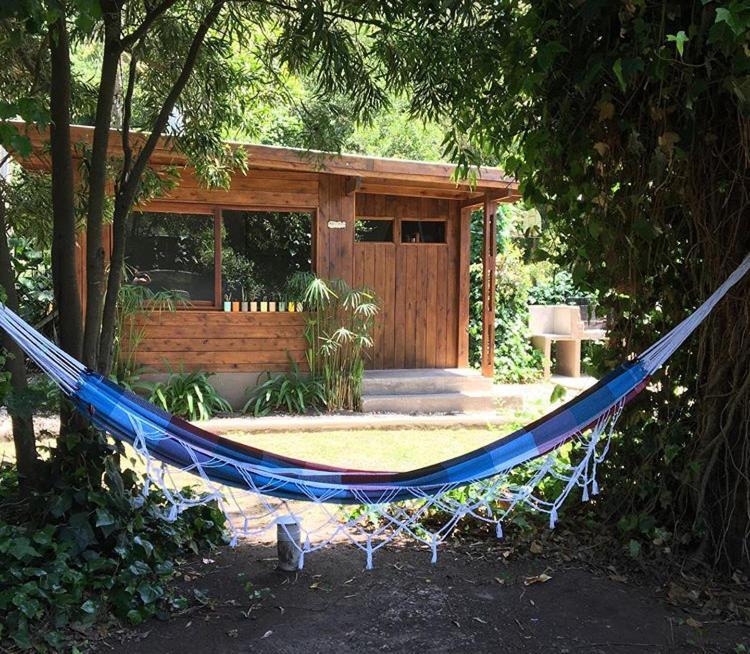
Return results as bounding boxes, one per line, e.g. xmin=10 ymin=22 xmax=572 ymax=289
xmin=1 ymin=253 xmax=747 ymax=568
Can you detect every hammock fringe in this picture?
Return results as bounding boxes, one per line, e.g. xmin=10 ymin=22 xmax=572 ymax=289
xmin=0 ymin=254 xmax=748 ymax=567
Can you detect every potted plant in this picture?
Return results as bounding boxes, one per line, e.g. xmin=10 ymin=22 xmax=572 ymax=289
xmin=240 ymin=286 xmax=249 ymax=312
xmin=223 ymin=294 xmax=231 ymax=312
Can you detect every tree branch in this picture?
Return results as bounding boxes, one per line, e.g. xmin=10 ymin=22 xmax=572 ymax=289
xmin=232 ymin=0 xmax=388 ymax=30
xmin=97 ymin=0 xmax=227 ymax=372
xmin=120 ymin=0 xmax=179 ymax=51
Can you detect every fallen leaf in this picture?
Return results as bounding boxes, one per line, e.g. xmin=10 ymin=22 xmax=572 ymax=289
xmin=472 ymin=617 xmax=488 ymax=624
xmin=530 ymin=541 xmax=543 ymax=555
xmin=524 ymin=573 xmax=552 ymax=586
xmin=597 ymin=100 xmax=615 ymax=121
xmin=685 ymin=617 xmax=703 ymax=629
xmin=494 ymin=577 xmax=505 ymax=585
xmin=261 ymin=630 xmax=273 ymax=639
xmin=593 ymin=142 xmax=609 ymax=157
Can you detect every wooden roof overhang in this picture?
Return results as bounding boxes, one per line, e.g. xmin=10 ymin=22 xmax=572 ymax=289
xmin=12 ymin=122 xmax=520 ymax=205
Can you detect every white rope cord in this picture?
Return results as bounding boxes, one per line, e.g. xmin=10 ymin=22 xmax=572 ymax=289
xmin=1 ymin=254 xmax=747 ymax=568
xmin=639 ymin=254 xmax=750 ymax=374
xmin=115 ymin=394 xmax=623 ymax=568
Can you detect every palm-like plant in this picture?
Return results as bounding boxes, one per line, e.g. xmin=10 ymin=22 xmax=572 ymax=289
xmin=303 ymin=277 xmax=378 ymax=411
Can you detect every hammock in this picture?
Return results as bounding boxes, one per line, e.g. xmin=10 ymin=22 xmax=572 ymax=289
xmin=1 ymin=255 xmax=748 ymax=567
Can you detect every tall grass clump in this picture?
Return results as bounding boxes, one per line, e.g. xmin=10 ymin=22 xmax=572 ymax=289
xmin=303 ymin=276 xmax=378 ymax=411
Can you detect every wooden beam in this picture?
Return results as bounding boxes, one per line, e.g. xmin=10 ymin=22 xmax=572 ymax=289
xmin=345 ymin=175 xmax=363 ymax=195
xmin=460 ymin=188 xmax=515 ymax=210
xmin=481 ymin=194 xmax=498 ymax=377
xmin=14 ymin=121 xmax=519 ymax=191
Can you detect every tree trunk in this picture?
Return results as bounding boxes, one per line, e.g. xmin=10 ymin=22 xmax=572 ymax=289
xmin=81 ymin=4 xmax=122 ymax=370
xmin=48 ymin=11 xmax=84 ymax=433
xmin=97 ymin=0 xmax=225 ymax=374
xmin=0 ymin=192 xmax=39 ymax=489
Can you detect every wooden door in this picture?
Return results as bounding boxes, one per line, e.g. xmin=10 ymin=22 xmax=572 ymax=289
xmin=354 ymin=211 xmax=460 ymax=369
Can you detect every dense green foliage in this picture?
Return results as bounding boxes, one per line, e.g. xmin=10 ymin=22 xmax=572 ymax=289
xmin=149 ymin=371 xmax=231 ymax=421
xmin=0 ymin=434 xmax=226 ymax=650
xmin=244 ymin=275 xmax=377 ymax=415
xmin=467 ymin=207 xmax=543 ymax=383
xmin=402 ymin=0 xmax=750 ymax=568
xmin=303 ymin=277 xmax=378 ymax=412
xmin=244 ymin=359 xmax=325 ymax=416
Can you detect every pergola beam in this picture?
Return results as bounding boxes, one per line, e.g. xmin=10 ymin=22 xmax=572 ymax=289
xmin=460 ymin=188 xmax=514 ymax=210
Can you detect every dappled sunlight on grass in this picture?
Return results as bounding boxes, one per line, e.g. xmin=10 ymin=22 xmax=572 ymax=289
xmin=221 ymin=427 xmax=507 ymax=471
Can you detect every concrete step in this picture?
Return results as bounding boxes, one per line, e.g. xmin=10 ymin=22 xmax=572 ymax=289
xmin=361 ymin=390 xmax=497 ymax=415
xmin=363 ymin=368 xmax=492 ymax=396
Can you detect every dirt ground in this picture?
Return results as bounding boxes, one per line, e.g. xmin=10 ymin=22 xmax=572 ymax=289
xmin=100 ymin=540 xmax=749 ymax=654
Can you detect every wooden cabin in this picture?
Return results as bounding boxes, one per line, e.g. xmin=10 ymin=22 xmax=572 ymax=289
xmin=18 ymin=124 xmax=519 ymax=406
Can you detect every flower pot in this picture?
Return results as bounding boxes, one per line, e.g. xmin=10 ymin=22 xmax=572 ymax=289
xmin=223 ymin=301 xmax=231 ymax=312
xmin=241 ymin=301 xmax=249 ymax=312
xmin=231 ymin=301 xmax=240 ymax=312
xmin=250 ymin=301 xmax=258 ymax=312
xmin=297 ymin=302 xmax=303 ymax=312
xmin=278 ymin=301 xmax=287 ymax=312
xmin=268 ymin=301 xmax=277 ymax=312
xmin=288 ymin=302 xmax=295 ymax=312
xmin=260 ymin=301 xmax=268 ymax=312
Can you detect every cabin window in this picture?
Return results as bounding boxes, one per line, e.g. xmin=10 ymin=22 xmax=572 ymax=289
xmin=355 ymin=219 xmax=394 ymax=243
xmin=221 ymin=210 xmax=313 ymax=300
xmin=124 ymin=211 xmax=216 ymax=303
xmin=401 ymin=220 xmax=446 ymax=244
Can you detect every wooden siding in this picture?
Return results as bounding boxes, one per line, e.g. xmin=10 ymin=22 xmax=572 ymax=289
xmin=316 ymin=174 xmax=354 ymax=283
xmin=159 ymin=169 xmax=319 ymax=210
xmin=124 ymin=312 xmax=307 ymax=372
xmin=354 ymin=194 xmax=463 ymax=369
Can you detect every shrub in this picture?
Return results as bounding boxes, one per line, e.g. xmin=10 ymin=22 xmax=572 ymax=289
xmin=244 ymin=359 xmax=325 ymax=416
xmin=149 ymin=371 xmax=231 ymax=421
xmin=244 ymin=276 xmax=378 ymax=415
xmin=468 ymin=208 xmax=543 ymax=383
xmin=0 ymin=433 xmax=226 ymax=650
xmin=303 ymin=277 xmax=378 ymax=411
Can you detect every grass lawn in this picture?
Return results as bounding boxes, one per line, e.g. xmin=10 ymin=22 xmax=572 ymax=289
xmin=0 ymin=397 xmax=557 ymax=472
xmin=222 ymin=427 xmax=509 ymax=471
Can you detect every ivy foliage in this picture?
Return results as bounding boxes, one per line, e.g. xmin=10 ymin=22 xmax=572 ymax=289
xmin=0 ymin=433 xmax=226 ymax=650
xmin=396 ymin=0 xmax=750 ymax=568
xmin=468 ymin=207 xmax=544 ymax=383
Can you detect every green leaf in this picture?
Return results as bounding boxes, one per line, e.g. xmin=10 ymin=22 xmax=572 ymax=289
xmin=613 ymin=58 xmax=626 ymax=91
xmin=666 ymin=31 xmax=689 ymax=57
xmin=126 ymin=609 xmax=144 ymax=625
xmin=95 ymin=508 xmax=115 ymax=527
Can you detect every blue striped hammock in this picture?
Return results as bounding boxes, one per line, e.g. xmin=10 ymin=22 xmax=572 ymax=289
xmin=1 ymin=255 xmax=748 ymax=567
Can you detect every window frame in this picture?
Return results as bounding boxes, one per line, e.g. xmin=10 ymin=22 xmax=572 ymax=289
xmin=399 ymin=219 xmax=448 ymax=245
xmin=354 ymin=216 xmax=396 ymax=244
xmin=133 ymin=202 xmax=317 ymax=310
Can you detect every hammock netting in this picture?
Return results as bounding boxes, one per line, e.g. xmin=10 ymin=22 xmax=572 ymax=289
xmin=1 ymin=255 xmax=748 ymax=568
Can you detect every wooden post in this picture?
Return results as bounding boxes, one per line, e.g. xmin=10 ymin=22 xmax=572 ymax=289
xmin=481 ymin=195 xmax=497 ymax=377
xmin=276 ymin=516 xmax=302 ymax=571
